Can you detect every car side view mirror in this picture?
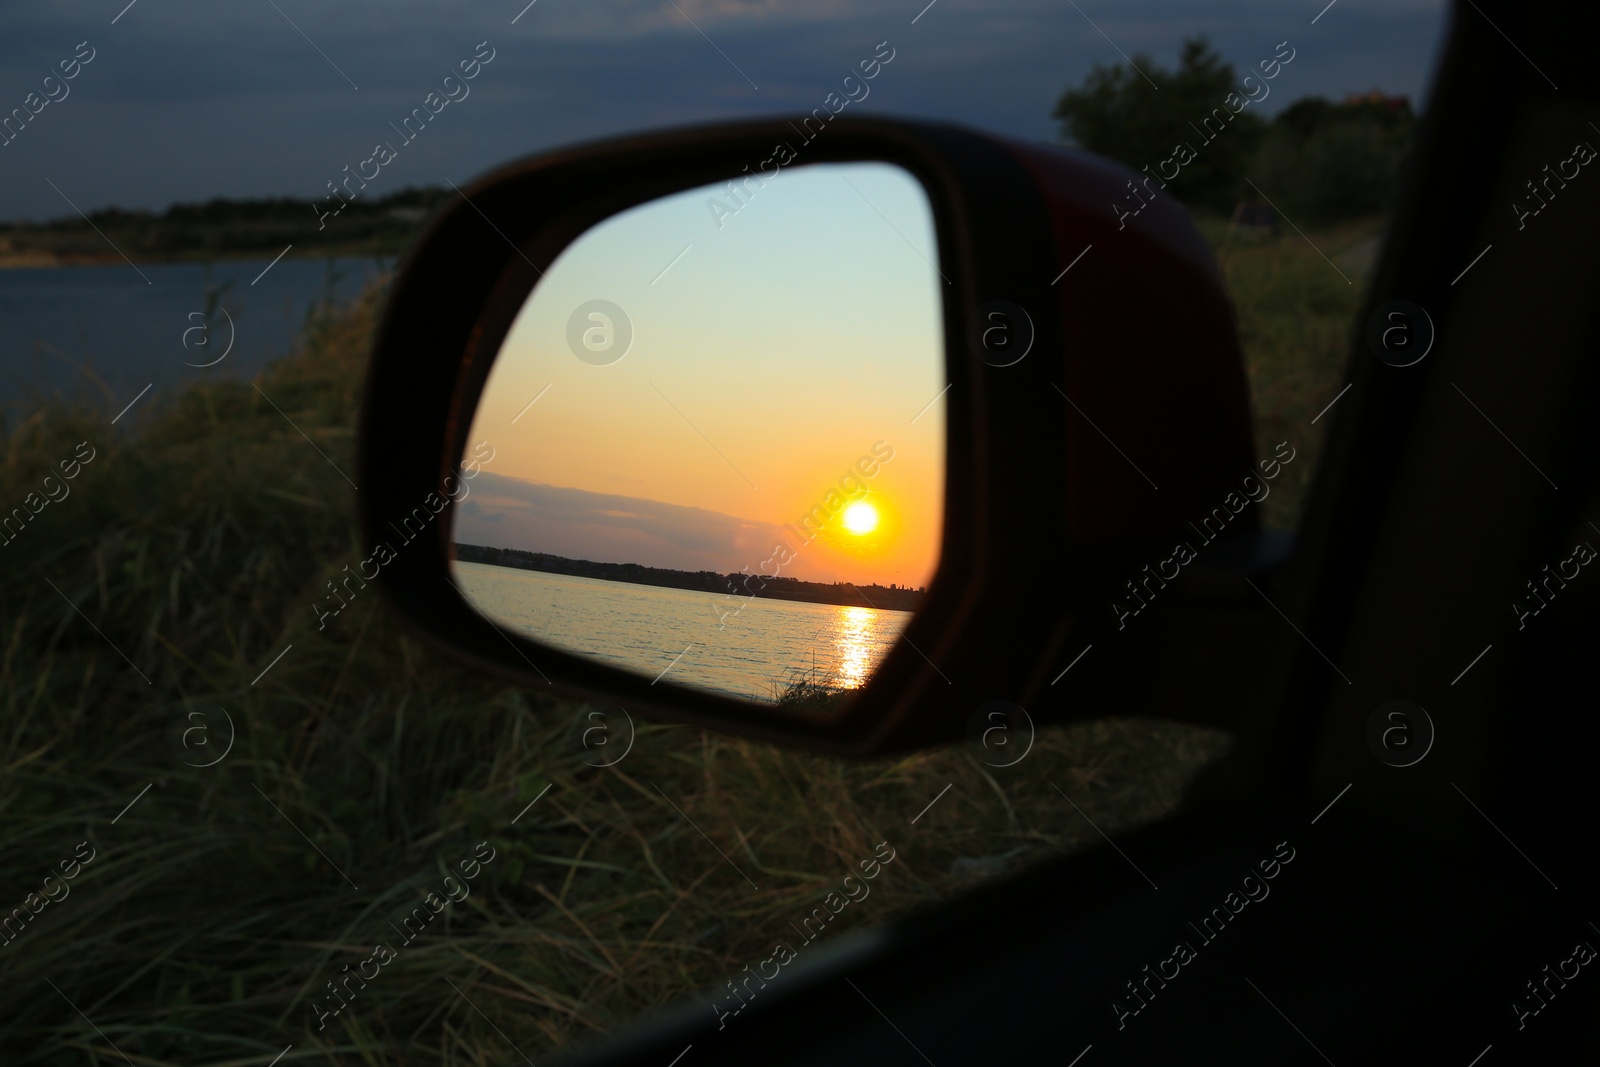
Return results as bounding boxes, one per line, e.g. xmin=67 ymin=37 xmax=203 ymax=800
xmin=358 ymin=116 xmax=1269 ymax=757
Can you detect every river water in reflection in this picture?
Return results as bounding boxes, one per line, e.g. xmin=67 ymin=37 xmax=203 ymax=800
xmin=454 ymin=561 xmax=911 ymax=703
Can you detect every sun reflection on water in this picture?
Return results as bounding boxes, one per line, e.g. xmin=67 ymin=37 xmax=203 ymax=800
xmin=832 ymin=605 xmax=877 ymax=689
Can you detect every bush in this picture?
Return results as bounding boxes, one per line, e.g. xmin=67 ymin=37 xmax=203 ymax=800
xmin=1051 ymin=38 xmax=1416 ymax=225
xmin=1250 ymin=96 xmax=1416 ymax=224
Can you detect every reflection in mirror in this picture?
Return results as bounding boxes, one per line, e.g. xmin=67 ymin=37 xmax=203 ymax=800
xmin=451 ymin=162 xmax=945 ymax=709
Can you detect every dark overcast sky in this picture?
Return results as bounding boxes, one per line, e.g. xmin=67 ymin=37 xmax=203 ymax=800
xmin=0 ymin=0 xmax=1450 ymax=222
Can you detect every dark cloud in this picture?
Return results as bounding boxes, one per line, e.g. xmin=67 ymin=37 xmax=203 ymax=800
xmin=455 ymin=471 xmax=785 ymax=573
xmin=1 ymin=0 xmax=1449 ymax=220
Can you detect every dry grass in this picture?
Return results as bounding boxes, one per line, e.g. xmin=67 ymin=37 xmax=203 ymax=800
xmin=0 ymin=215 xmax=1363 ymax=1064
xmin=1204 ymin=214 xmax=1376 ymax=528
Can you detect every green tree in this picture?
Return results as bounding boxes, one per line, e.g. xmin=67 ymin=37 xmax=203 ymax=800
xmin=1052 ymin=37 xmax=1264 ymax=214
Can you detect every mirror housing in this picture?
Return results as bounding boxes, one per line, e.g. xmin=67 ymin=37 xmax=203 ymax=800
xmin=358 ymin=115 xmax=1257 ymax=756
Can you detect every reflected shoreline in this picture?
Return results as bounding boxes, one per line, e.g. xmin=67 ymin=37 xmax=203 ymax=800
xmin=453 ymin=542 xmax=924 ymax=612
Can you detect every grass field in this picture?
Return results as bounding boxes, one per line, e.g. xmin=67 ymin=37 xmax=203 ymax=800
xmin=0 ymin=217 xmax=1368 ymax=1065
xmin=1202 ymin=215 xmax=1380 ymax=529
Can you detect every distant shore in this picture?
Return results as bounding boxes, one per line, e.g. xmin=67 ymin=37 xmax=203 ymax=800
xmin=0 ymin=186 xmax=439 ymax=269
xmin=0 ymin=244 xmax=402 ymax=269
xmin=454 ymin=543 xmax=926 ymax=613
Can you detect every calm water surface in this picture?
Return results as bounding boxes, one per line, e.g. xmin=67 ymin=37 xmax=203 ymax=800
xmin=455 ymin=561 xmax=912 ymax=702
xmin=0 ymin=256 xmax=389 ymax=417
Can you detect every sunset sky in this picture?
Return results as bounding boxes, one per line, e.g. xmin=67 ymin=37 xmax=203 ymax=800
xmin=453 ymin=160 xmax=946 ymax=588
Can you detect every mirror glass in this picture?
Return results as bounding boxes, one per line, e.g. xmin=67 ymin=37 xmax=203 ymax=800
xmin=450 ymin=161 xmax=945 ymax=709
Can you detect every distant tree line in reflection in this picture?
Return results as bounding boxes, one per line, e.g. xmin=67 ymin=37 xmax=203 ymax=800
xmin=454 ymin=543 xmax=926 ymax=613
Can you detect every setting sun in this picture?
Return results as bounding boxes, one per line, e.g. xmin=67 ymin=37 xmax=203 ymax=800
xmin=842 ymin=500 xmax=879 ymax=535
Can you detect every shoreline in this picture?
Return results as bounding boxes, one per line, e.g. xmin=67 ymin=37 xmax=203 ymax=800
xmin=455 ymin=546 xmax=926 ymax=614
xmin=0 ymin=247 xmax=402 ymax=269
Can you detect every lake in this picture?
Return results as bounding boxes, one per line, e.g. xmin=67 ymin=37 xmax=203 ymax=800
xmin=454 ymin=561 xmax=913 ymax=703
xmin=0 ymin=255 xmax=390 ymax=420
